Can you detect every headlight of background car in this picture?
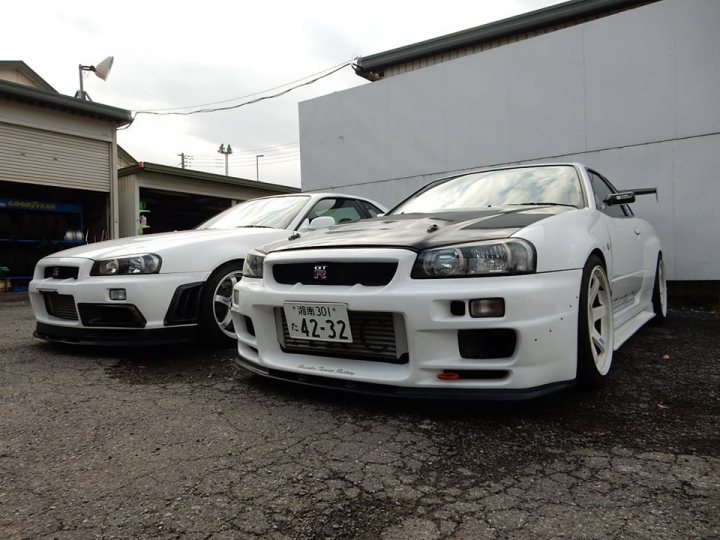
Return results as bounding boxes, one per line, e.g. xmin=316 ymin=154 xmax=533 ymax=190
xmin=90 ymin=254 xmax=162 ymax=276
xmin=242 ymin=250 xmax=266 ymax=278
xmin=411 ymin=239 xmax=536 ymax=278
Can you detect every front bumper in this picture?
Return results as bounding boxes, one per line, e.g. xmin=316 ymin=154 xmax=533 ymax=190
xmin=231 ymin=248 xmax=583 ymax=395
xmin=34 ymin=322 xmax=197 ymax=346
xmin=29 ymin=256 xmax=209 ymax=345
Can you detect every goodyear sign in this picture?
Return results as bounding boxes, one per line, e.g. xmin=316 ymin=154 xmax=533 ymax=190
xmin=0 ymin=198 xmax=81 ymax=213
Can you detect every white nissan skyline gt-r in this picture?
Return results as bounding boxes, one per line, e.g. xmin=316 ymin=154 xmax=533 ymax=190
xmin=230 ymin=163 xmax=667 ymax=399
xmin=28 ymin=193 xmax=385 ymax=347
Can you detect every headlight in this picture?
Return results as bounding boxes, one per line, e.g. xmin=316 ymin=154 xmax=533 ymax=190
xmin=412 ymin=239 xmax=535 ymax=278
xmin=242 ymin=250 xmax=266 ymax=278
xmin=90 ymin=254 xmax=162 ymax=276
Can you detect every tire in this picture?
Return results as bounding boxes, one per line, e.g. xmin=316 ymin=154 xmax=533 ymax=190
xmin=651 ymin=254 xmax=668 ymax=324
xmin=577 ymin=255 xmax=614 ymax=388
xmin=199 ymin=261 xmax=244 ymax=347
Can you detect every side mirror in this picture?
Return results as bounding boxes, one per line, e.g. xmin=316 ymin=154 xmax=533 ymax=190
xmin=298 ymin=215 xmax=336 ymax=231
xmin=309 ymin=216 xmax=336 ymax=228
xmin=605 ymin=191 xmax=635 ymax=206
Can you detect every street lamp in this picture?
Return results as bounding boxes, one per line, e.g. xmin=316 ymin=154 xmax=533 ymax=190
xmin=218 ymin=144 xmax=233 ymax=176
xmin=256 ymin=154 xmax=264 ymax=181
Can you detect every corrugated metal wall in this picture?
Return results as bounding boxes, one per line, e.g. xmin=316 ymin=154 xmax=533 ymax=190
xmin=0 ymin=121 xmax=111 ymax=192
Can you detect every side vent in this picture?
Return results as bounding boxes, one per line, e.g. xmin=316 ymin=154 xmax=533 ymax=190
xmin=164 ymin=283 xmax=203 ymax=326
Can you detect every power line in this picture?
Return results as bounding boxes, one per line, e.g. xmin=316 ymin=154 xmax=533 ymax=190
xmin=137 ymin=62 xmax=351 ymax=113
xmin=191 ymin=141 xmax=299 ymax=157
xmin=134 ymin=62 xmax=351 ymax=117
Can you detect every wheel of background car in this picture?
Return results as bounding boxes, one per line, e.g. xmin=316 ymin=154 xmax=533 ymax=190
xmin=199 ymin=261 xmax=244 ymax=346
xmin=577 ymin=255 xmax=614 ymax=388
xmin=652 ymin=254 xmax=668 ymax=323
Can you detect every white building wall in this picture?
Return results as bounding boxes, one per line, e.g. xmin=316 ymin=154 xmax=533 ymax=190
xmin=299 ymin=0 xmax=720 ymax=280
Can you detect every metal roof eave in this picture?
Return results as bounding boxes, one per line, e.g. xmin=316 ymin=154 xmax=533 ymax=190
xmin=118 ymin=162 xmax=300 ymax=194
xmin=354 ymin=0 xmax=655 ymax=79
xmin=0 ymin=79 xmax=132 ymax=125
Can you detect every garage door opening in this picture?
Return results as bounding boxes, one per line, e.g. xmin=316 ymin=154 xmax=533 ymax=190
xmin=137 ymin=188 xmax=234 ymax=234
xmin=0 ymin=180 xmax=109 ymax=287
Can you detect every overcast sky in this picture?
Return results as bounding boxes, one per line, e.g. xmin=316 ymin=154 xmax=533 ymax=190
xmin=2 ymin=0 xmax=562 ymax=188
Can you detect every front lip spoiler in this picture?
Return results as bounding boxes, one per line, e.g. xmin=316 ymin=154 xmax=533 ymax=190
xmin=34 ymin=322 xmax=197 ymax=347
xmin=234 ymin=357 xmax=575 ymax=401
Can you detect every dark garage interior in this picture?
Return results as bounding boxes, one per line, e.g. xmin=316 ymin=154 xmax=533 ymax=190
xmin=0 ymin=180 xmax=108 ymax=288
xmin=137 ymin=187 xmax=233 ymax=234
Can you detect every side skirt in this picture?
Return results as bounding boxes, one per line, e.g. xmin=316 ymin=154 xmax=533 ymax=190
xmin=613 ymin=309 xmax=655 ymax=350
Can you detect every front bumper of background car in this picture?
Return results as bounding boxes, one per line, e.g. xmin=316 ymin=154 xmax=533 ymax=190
xmin=29 ymin=257 xmax=210 ymax=345
xmin=230 ymin=248 xmax=583 ymax=397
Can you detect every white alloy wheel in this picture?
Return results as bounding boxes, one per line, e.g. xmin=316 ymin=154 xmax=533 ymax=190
xmin=577 ymin=255 xmax=615 ymax=388
xmin=657 ymin=258 xmax=668 ymax=317
xmin=213 ymin=270 xmax=242 ymax=338
xmin=586 ymin=265 xmax=613 ymax=375
xmin=199 ymin=260 xmax=244 ymax=346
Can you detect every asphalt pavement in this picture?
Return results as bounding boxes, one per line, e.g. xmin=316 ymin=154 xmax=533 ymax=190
xmin=0 ymin=294 xmax=718 ymax=539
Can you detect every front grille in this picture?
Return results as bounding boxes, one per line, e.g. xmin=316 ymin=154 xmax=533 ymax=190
xmin=273 ymin=262 xmax=398 ymax=286
xmin=278 ymin=309 xmax=407 ymax=364
xmin=78 ymin=304 xmax=147 ymax=328
xmin=43 ymin=292 xmax=78 ymax=321
xmin=44 ymin=266 xmax=79 ymax=279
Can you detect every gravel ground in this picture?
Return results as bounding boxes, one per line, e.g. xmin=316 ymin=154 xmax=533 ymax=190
xmin=0 ymin=294 xmax=718 ymax=539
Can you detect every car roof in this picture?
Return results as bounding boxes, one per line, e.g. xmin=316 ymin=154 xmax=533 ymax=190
xmin=251 ymin=192 xmax=386 ymax=208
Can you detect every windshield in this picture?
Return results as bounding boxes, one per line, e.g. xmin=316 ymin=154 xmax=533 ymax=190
xmin=392 ymin=165 xmax=584 ymax=214
xmin=197 ymin=195 xmax=310 ymax=230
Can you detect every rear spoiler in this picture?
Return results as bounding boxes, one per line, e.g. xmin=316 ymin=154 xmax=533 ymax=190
xmin=605 ymin=188 xmax=658 ymax=206
xmin=629 ymin=188 xmax=658 ymax=200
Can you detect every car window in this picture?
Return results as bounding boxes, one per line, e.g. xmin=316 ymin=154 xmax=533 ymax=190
xmin=358 ymin=200 xmax=383 ymax=218
xmin=307 ymin=198 xmax=364 ymax=224
xmin=588 ymin=171 xmax=629 ymax=218
xmin=391 ymin=165 xmax=584 ymax=214
xmin=197 ymin=195 xmax=310 ymax=230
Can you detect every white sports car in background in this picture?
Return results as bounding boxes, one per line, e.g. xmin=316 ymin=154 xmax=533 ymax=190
xmin=231 ymin=163 xmax=666 ymax=399
xmin=29 ymin=193 xmax=385 ymax=346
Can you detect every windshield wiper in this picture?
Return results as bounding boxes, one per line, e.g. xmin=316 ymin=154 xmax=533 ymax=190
xmin=507 ymin=202 xmax=578 ymax=208
xmin=235 ymin=225 xmax=274 ymax=228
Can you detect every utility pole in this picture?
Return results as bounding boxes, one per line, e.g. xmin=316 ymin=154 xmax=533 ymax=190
xmin=218 ymin=144 xmax=233 ymax=176
xmin=177 ymin=153 xmax=186 ymax=169
xmin=256 ymin=154 xmax=264 ymax=181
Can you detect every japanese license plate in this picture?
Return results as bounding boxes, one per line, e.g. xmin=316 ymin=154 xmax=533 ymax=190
xmin=283 ymin=302 xmax=353 ymax=343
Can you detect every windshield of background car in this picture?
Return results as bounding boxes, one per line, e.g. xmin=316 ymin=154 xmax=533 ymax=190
xmin=197 ymin=195 xmax=310 ymax=230
xmin=391 ymin=166 xmax=584 ymax=214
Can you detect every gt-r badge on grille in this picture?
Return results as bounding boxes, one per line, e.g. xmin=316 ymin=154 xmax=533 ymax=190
xmin=313 ymin=265 xmax=328 ymax=280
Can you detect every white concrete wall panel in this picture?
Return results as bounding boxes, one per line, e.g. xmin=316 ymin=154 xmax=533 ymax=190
xmin=671 ymin=133 xmax=720 ymax=280
xmin=673 ymin=0 xmax=720 ymax=138
xmin=299 ymin=93 xmax=345 ymax=189
xmin=507 ymin=27 xmax=587 ymax=161
xmin=443 ymin=49 xmax=512 ymax=169
xmin=386 ymin=68 xmax=447 ymax=179
xmin=341 ymin=83 xmax=392 ymax=187
xmin=583 ymin=2 xmax=676 ymax=149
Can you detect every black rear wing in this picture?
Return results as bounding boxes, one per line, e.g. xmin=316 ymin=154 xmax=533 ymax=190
xmin=629 ymin=188 xmax=658 ymax=199
xmin=605 ymin=187 xmax=658 ymax=206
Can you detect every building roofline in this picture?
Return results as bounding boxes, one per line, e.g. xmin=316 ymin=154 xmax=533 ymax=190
xmin=0 ymin=60 xmax=57 ymax=92
xmin=354 ymin=0 xmax=656 ymax=79
xmin=118 ymin=161 xmax=300 ymax=194
xmin=0 ymin=79 xmax=132 ymax=125
xmin=117 ymin=145 xmax=138 ymax=165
